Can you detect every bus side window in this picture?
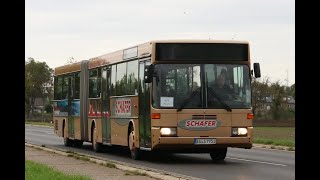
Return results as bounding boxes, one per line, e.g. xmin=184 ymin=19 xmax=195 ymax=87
xmin=54 ymin=76 xmax=62 ymax=100
xmin=89 ymin=69 xmax=101 ymax=98
xmin=74 ymin=72 xmax=80 ymax=99
xmin=62 ymin=76 xmax=68 ymax=99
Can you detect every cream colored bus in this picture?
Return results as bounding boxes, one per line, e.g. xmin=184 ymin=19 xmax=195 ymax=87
xmin=53 ymin=40 xmax=261 ymax=161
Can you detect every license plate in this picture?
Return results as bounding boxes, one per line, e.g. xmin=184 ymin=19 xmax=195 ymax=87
xmin=194 ymin=138 xmax=216 ymax=145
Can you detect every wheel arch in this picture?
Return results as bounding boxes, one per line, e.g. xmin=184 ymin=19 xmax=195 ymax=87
xmin=127 ymin=120 xmax=135 ymax=146
xmin=90 ymin=119 xmax=96 ymax=142
xmin=62 ymin=118 xmax=66 ymax=137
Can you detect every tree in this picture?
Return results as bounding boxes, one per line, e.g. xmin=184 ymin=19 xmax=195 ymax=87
xmin=287 ymin=83 xmax=295 ymax=99
xmin=251 ymin=77 xmax=270 ymax=116
xmin=65 ymin=57 xmax=77 ymax=65
xmin=270 ymin=81 xmax=286 ymax=120
xmin=25 ymin=58 xmax=53 ymax=117
xmin=45 ymin=104 xmax=53 ymax=113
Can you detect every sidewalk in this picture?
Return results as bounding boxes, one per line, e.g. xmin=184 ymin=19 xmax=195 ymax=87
xmin=25 ymin=146 xmax=155 ymax=180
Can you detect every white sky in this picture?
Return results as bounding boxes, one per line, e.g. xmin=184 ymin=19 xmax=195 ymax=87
xmin=26 ymin=0 xmax=295 ymax=86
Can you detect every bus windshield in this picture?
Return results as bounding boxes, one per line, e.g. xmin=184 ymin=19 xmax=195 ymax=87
xmin=152 ymin=64 xmax=251 ymax=109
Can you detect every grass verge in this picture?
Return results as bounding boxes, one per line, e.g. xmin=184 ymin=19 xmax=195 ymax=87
xmin=124 ymin=170 xmax=148 ymax=176
xmin=25 ymin=121 xmax=53 ymax=127
xmin=25 ymin=160 xmax=91 ymax=180
xmin=253 ymin=127 xmax=295 ymax=147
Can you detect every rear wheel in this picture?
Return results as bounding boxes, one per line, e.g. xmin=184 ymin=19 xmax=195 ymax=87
xmin=64 ymin=137 xmax=73 ymax=147
xmin=63 ymin=122 xmax=73 ymax=147
xmin=92 ymin=124 xmax=102 ymax=152
xmin=74 ymin=140 xmax=83 ymax=148
xmin=129 ymin=125 xmax=141 ymax=160
xmin=210 ymin=148 xmax=227 ymax=162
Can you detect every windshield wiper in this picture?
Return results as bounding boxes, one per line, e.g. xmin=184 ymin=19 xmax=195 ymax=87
xmin=176 ymin=87 xmax=232 ymax=112
xmin=207 ymin=87 xmax=232 ymax=112
xmin=177 ymin=87 xmax=201 ymax=112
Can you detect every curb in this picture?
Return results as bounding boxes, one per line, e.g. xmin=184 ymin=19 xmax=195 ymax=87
xmin=25 ymin=143 xmax=204 ymax=180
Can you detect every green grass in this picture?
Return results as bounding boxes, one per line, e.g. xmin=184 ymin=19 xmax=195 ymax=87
xmin=74 ymin=156 xmax=90 ymax=161
xmin=253 ymin=127 xmax=295 ymax=147
xmin=66 ymin=152 xmax=90 ymax=162
xmin=25 ymin=121 xmax=53 ymax=127
xmin=25 ymin=160 xmax=91 ymax=180
xmin=288 ymin=147 xmax=294 ymax=151
xmin=124 ymin=170 xmax=148 ymax=176
xmin=103 ymin=162 xmax=116 ymax=169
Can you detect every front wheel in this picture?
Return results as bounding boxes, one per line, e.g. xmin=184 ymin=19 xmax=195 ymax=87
xmin=210 ymin=148 xmax=227 ymax=162
xmin=129 ymin=126 xmax=141 ymax=160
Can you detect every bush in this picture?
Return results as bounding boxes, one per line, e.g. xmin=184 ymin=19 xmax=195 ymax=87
xmin=45 ymin=104 xmax=53 ymax=113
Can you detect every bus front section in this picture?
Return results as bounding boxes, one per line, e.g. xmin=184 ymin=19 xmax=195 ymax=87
xmin=147 ymin=42 xmax=260 ymax=161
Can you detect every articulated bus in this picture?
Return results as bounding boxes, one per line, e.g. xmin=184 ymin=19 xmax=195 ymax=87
xmin=53 ymin=40 xmax=261 ymax=161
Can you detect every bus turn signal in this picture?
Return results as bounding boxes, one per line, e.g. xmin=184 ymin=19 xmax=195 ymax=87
xmin=247 ymin=113 xmax=254 ymax=119
xmin=152 ymin=113 xmax=161 ymax=119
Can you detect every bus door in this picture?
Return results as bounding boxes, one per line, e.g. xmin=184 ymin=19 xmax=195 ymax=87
xmin=139 ymin=60 xmax=151 ymax=148
xmin=68 ymin=74 xmax=75 ymax=138
xmin=101 ymin=67 xmax=111 ymax=143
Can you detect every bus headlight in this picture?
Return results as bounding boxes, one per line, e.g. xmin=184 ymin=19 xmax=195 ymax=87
xmin=160 ymin=128 xmax=177 ymax=136
xmin=232 ymin=128 xmax=248 ymax=136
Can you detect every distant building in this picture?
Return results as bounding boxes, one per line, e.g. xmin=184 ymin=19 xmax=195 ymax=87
xmin=256 ymin=95 xmax=295 ymax=112
xmin=30 ymin=97 xmax=49 ymax=113
xmin=284 ymin=96 xmax=295 ymax=109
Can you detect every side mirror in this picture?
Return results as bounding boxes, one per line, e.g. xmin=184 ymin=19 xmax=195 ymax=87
xmin=253 ymin=63 xmax=261 ymax=78
xmin=144 ymin=64 xmax=154 ymax=83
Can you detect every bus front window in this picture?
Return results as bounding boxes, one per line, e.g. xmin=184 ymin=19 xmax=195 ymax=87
xmin=205 ymin=64 xmax=251 ymax=109
xmin=152 ymin=64 xmax=202 ymax=109
xmin=152 ymin=64 xmax=251 ymax=109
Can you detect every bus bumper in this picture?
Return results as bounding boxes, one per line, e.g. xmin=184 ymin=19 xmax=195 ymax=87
xmin=152 ymin=137 xmax=252 ymax=152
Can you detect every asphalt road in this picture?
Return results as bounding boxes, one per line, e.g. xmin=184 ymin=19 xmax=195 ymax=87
xmin=25 ymin=125 xmax=295 ymax=180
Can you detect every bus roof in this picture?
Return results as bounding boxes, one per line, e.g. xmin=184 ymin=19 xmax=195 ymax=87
xmin=150 ymin=39 xmax=249 ymax=44
xmin=54 ymin=61 xmax=82 ymax=76
xmin=54 ymin=39 xmax=249 ymax=75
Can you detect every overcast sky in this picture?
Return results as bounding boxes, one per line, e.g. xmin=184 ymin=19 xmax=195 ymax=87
xmin=26 ymin=0 xmax=295 ymax=85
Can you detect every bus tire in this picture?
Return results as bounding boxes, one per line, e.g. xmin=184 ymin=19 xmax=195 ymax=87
xmin=209 ymin=148 xmax=227 ymax=161
xmin=64 ymin=138 xmax=73 ymax=147
xmin=74 ymin=140 xmax=83 ymax=148
xmin=129 ymin=125 xmax=140 ymax=160
xmin=92 ymin=124 xmax=102 ymax=152
xmin=63 ymin=121 xmax=73 ymax=147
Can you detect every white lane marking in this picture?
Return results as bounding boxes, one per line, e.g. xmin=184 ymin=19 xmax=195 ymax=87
xmin=226 ymin=157 xmax=287 ymax=167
